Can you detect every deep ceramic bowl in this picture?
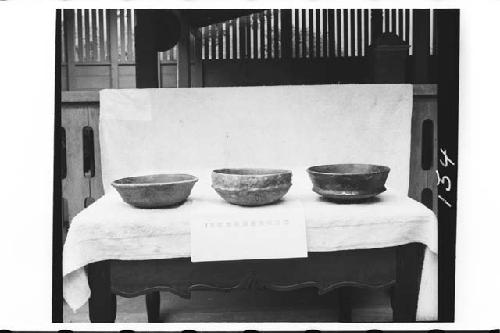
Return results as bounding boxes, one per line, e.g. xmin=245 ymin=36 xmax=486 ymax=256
xmin=307 ymin=164 xmax=390 ymax=201
xmin=212 ymin=168 xmax=292 ymax=206
xmin=111 ymin=173 xmax=198 ymax=208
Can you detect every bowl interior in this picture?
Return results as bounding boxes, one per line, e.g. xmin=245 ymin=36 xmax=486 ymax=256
xmin=213 ymin=168 xmax=290 ymax=176
xmin=308 ymin=164 xmax=389 ymax=175
xmin=113 ymin=173 xmax=197 ymax=186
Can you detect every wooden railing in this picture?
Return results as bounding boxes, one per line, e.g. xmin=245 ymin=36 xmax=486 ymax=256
xmin=60 ymin=85 xmax=438 ymax=240
xmin=61 ymin=9 xmax=437 ymax=90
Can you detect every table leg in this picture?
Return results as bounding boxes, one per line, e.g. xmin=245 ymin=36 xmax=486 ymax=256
xmin=392 ymin=243 xmax=425 ymax=322
xmin=146 ymin=291 xmax=161 ymax=322
xmin=338 ymin=286 xmax=353 ymax=322
xmin=88 ymin=261 xmax=117 ymax=323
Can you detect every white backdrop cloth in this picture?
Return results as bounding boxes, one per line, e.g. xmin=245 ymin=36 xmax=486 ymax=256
xmin=63 ymin=84 xmax=438 ymax=320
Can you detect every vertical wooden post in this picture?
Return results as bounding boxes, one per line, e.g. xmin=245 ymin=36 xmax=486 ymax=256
xmin=315 ymin=10 xmax=321 ymax=58
xmin=371 ymin=9 xmax=383 ymax=43
xmin=392 ymin=243 xmax=425 ymax=322
xmin=63 ymin=9 xmax=77 ymax=91
xmin=135 ymin=10 xmax=159 ymax=88
xmin=192 ymin=27 xmax=203 ymax=87
xmin=308 ymin=9 xmax=314 ymax=57
xmin=266 ymin=12 xmax=272 ymax=59
xmin=280 ymin=10 xmax=292 ymax=59
xmin=107 ymin=10 xmax=119 ymax=88
xmin=343 ymin=9 xmax=348 ymax=56
xmin=273 ymin=10 xmax=279 ymax=58
xmin=327 ymin=10 xmax=335 ymax=57
xmin=146 ymin=292 xmax=161 ymax=322
xmin=88 ymin=261 xmax=117 ymax=323
xmin=177 ymin=14 xmax=191 ymax=88
xmin=294 ymin=9 xmax=300 ymax=57
xmin=413 ymin=9 xmax=430 ymax=83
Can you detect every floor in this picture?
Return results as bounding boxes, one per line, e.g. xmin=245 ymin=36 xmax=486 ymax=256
xmin=64 ymin=286 xmax=393 ymax=323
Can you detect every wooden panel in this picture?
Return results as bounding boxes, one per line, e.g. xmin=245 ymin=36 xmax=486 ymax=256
xmin=110 ymin=248 xmax=397 ymax=298
xmin=88 ymin=105 xmax=105 ymax=200
xmin=160 ymin=64 xmax=178 ymax=88
xmin=61 ymin=104 xmax=90 ymax=223
xmin=118 ymin=64 xmax=136 ymax=88
xmin=75 ymin=64 xmax=111 ymax=77
xmin=409 ymin=90 xmax=438 ymax=215
xmin=61 ymin=65 xmax=68 ymax=91
xmin=73 ymin=76 xmax=110 ymax=91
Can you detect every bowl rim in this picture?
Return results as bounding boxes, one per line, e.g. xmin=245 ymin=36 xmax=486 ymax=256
xmin=111 ymin=173 xmax=198 ymax=188
xmin=307 ymin=164 xmax=391 ymax=176
xmin=212 ymin=168 xmax=292 ymax=177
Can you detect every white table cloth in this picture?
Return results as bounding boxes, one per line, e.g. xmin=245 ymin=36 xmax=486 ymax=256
xmin=63 ymin=170 xmax=437 ymax=320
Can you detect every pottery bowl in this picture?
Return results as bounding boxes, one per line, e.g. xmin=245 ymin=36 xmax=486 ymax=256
xmin=212 ymin=168 xmax=292 ymax=206
xmin=307 ymin=164 xmax=390 ymax=201
xmin=112 ymin=173 xmax=198 ymax=208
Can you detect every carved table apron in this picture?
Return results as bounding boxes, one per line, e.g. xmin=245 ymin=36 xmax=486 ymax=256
xmin=87 ymin=242 xmax=424 ymax=323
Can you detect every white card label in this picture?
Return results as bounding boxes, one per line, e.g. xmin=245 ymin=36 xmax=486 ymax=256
xmin=190 ymin=200 xmax=308 ymax=262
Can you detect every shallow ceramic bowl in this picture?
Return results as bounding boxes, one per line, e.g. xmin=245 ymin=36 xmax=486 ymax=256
xmin=212 ymin=168 xmax=292 ymax=206
xmin=112 ymin=173 xmax=198 ymax=208
xmin=307 ymin=164 xmax=390 ymax=202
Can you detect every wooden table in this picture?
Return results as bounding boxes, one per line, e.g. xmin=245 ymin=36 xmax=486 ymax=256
xmin=87 ymin=242 xmax=424 ymax=323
